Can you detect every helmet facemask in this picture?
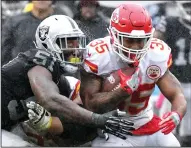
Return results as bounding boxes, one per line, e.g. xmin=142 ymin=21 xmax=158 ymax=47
xmin=53 ymin=34 xmax=86 ymax=73
xmin=53 ymin=33 xmax=86 ymax=65
xmin=109 ymin=27 xmax=155 ymax=63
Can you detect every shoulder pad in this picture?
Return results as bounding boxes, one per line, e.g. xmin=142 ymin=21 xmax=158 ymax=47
xmin=144 ymin=38 xmax=172 ymax=79
xmin=148 ymin=38 xmax=171 ymax=63
xmin=83 ymin=37 xmax=111 ymax=74
xmin=26 ymin=48 xmax=57 ymax=72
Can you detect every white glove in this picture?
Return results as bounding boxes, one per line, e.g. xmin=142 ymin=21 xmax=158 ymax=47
xmin=26 ymin=101 xmax=52 ymax=132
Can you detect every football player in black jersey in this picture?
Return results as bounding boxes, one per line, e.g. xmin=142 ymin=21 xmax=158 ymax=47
xmin=1 ymin=15 xmax=134 ymax=146
xmin=155 ymin=1 xmax=191 ymax=146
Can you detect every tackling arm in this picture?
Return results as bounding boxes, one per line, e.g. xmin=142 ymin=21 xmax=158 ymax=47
xmin=27 ymin=66 xmax=136 ymax=138
xmin=157 ymin=69 xmax=187 ymax=118
xmin=28 ymin=65 xmax=94 ymax=125
xmin=80 ymin=68 xmax=130 ymax=113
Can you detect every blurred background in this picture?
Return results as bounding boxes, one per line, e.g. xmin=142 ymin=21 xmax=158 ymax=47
xmin=1 ymin=1 xmax=181 ymax=26
xmin=1 ymin=0 xmax=191 ymax=147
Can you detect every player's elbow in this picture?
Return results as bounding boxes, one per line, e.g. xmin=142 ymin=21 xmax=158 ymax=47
xmin=177 ymin=93 xmax=187 ymax=109
xmin=38 ymin=91 xmax=56 ymax=108
xmin=171 ymin=93 xmax=187 ymax=116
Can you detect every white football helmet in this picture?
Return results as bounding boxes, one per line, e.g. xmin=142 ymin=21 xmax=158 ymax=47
xmin=35 ymin=15 xmax=86 ymax=67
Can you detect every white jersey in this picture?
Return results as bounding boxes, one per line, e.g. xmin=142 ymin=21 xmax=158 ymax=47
xmin=83 ymin=36 xmax=172 ymax=129
xmin=65 ymin=76 xmax=80 ymax=101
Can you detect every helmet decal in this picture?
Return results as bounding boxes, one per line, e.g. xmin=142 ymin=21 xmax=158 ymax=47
xmin=111 ymin=8 xmax=120 ymax=24
xmin=39 ymin=25 xmax=49 ymax=41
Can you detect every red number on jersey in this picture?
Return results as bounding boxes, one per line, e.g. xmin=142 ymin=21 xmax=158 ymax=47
xmin=128 ymin=83 xmax=155 ymax=115
xmin=118 ymin=83 xmax=155 ymax=115
xmin=90 ymin=39 xmax=109 ymax=54
xmin=150 ymin=41 xmax=164 ymax=50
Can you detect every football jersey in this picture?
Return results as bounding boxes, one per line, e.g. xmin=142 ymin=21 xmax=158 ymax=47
xmin=1 ymin=48 xmax=80 ymax=130
xmin=83 ymin=36 xmax=172 ymax=129
xmin=65 ymin=76 xmax=81 ymax=101
xmin=156 ymin=16 xmax=191 ymax=83
xmin=2 ymin=48 xmax=64 ymax=101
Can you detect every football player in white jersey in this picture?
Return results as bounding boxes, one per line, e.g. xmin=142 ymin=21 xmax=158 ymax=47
xmin=80 ymin=3 xmax=187 ymax=146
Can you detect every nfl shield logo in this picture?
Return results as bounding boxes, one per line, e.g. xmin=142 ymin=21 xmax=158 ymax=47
xmin=39 ymin=25 xmax=49 ymax=41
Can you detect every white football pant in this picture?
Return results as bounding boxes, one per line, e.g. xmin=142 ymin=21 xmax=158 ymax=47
xmin=92 ymin=130 xmax=180 ymax=147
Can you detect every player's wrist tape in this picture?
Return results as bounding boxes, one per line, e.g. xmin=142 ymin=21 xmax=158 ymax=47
xmin=172 ymin=111 xmax=182 ymax=124
xmin=34 ymin=116 xmax=53 ymax=131
xmin=46 ymin=116 xmax=53 ymax=129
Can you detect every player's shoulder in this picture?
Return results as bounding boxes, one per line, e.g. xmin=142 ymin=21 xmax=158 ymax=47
xmin=85 ymin=36 xmax=111 ymax=55
xmin=23 ymin=48 xmax=54 ymax=58
xmin=147 ymin=38 xmax=171 ymax=62
xmin=83 ymin=36 xmax=112 ymax=74
xmin=84 ymin=36 xmax=111 ymax=62
xmin=22 ymin=48 xmax=58 ymax=72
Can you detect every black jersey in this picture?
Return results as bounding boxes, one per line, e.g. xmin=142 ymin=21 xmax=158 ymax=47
xmin=1 ymin=48 xmax=68 ymax=130
xmin=156 ymin=17 xmax=191 ymax=83
xmin=2 ymin=48 xmax=64 ymax=99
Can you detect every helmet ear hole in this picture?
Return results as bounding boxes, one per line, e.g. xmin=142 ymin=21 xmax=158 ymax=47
xmin=42 ymin=43 xmax=48 ymax=49
xmin=56 ymin=38 xmax=66 ymax=49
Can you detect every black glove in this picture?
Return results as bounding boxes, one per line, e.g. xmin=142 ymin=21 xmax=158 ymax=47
xmin=92 ymin=110 xmax=134 ymax=140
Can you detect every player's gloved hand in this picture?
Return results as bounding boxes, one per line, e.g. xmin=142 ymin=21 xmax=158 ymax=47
xmin=118 ymin=67 xmax=141 ymax=94
xmin=159 ymin=111 xmax=182 ymax=135
xmin=25 ymin=101 xmax=52 ymax=132
xmin=92 ymin=110 xmax=135 ymax=140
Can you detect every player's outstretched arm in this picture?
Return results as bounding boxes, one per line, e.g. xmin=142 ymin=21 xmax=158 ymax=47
xmin=26 ymin=101 xmax=134 ymax=139
xmin=28 ymin=65 xmax=94 ymax=125
xmin=27 ymin=65 xmax=134 ymax=137
xmin=157 ymin=69 xmax=187 ymax=134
